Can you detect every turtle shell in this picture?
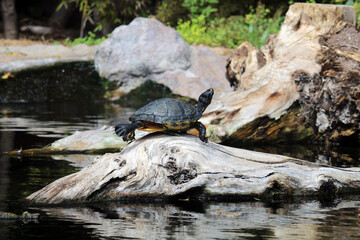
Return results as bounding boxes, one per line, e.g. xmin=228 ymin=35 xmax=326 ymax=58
xmin=129 ymin=98 xmax=201 ymax=124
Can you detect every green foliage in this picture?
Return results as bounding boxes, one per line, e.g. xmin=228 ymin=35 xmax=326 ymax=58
xmin=156 ymin=0 xmax=189 ymax=27
xmin=289 ymin=0 xmax=353 ymax=3
xmin=182 ymin=0 xmax=219 ymax=20
xmin=355 ymin=3 xmax=360 ymax=24
xmin=243 ymin=4 xmax=284 ymax=48
xmin=58 ymin=0 xmax=103 ymax=37
xmin=56 ymin=0 xmax=360 ymax=49
xmin=176 ymin=15 xmax=209 ymax=45
xmin=177 ymin=3 xmax=284 ymax=48
xmin=58 ymin=0 xmax=150 ymax=36
xmin=64 ymin=31 xmax=106 ymax=46
xmin=348 ymin=0 xmax=360 ymax=25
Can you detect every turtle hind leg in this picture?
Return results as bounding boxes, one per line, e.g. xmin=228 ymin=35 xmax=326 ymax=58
xmin=194 ymin=121 xmax=208 ymax=143
xmin=114 ymin=121 xmax=144 ymax=141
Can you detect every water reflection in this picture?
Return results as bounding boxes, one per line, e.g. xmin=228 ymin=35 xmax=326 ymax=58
xmin=32 ymin=199 xmax=360 ymax=239
xmin=0 ymin=102 xmax=133 ymax=140
xmin=51 ymin=154 xmax=98 ymax=168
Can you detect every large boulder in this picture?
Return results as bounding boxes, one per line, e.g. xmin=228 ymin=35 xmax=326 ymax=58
xmin=94 ymin=17 xmax=231 ymax=99
xmin=95 ymin=17 xmax=191 ymax=81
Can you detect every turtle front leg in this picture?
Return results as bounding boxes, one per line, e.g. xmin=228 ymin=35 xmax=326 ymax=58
xmin=194 ymin=121 xmax=208 ymax=143
xmin=115 ymin=121 xmax=144 ymax=142
xmin=123 ymin=131 xmax=135 ymax=142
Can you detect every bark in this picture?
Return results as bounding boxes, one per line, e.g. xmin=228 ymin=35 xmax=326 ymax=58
xmin=300 ymin=25 xmax=360 ymax=142
xmin=202 ymin=3 xmax=359 ymax=145
xmin=27 ymin=134 xmax=360 ymax=204
xmin=1 ymin=0 xmax=18 ymax=39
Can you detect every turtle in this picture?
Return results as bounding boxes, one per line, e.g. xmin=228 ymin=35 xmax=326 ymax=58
xmin=115 ymin=88 xmax=214 ymax=143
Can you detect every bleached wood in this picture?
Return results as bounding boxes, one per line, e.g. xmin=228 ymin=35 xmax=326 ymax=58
xmin=202 ymin=3 xmax=358 ymax=143
xmin=27 ymin=134 xmax=360 ymax=204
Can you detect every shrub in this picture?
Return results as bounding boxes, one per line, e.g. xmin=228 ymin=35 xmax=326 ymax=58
xmin=176 ymin=3 xmax=284 ymax=48
xmin=64 ymin=31 xmax=107 ymax=46
xmin=156 ymin=0 xmax=189 ymax=27
xmin=182 ymin=0 xmax=219 ymax=21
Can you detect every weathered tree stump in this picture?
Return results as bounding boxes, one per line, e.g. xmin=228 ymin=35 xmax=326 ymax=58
xmin=202 ymin=3 xmax=360 ymax=145
xmin=27 ymin=134 xmax=360 ymax=204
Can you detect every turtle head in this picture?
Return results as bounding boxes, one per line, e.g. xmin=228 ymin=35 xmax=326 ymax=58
xmin=198 ymin=88 xmax=214 ymax=113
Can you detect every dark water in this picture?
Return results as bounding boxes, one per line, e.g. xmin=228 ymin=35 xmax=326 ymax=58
xmin=0 ymin=102 xmax=360 ymax=239
xmin=0 ymin=63 xmax=109 ymax=103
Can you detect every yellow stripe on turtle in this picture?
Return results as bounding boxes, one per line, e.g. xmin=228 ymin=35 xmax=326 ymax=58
xmin=138 ymin=127 xmax=166 ymax=132
xmin=164 ymin=120 xmax=195 ymax=130
xmin=138 ymin=121 xmax=166 ymax=132
xmin=137 ymin=120 xmax=196 ymax=132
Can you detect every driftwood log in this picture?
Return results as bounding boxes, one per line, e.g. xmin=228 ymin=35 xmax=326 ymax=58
xmin=202 ymin=3 xmax=360 ymax=145
xmin=27 ymin=134 xmax=360 ymax=204
xmin=4 ymin=126 xmax=126 ymax=156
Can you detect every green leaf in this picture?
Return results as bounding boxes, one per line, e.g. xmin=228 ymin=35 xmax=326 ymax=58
xmin=56 ymin=1 xmax=68 ymax=11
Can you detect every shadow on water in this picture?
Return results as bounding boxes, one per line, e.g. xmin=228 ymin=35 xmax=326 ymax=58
xmin=1 ymin=63 xmax=360 ymax=239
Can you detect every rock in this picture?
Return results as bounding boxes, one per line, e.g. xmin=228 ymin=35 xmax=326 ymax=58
xmin=202 ymin=3 xmax=359 ymax=144
xmin=150 ymin=45 xmax=232 ymax=99
xmin=27 ymin=133 xmax=360 ymax=204
xmin=95 ymin=17 xmax=191 ymax=80
xmin=0 ymin=43 xmax=98 ymax=72
xmin=94 ymin=17 xmax=231 ymax=99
